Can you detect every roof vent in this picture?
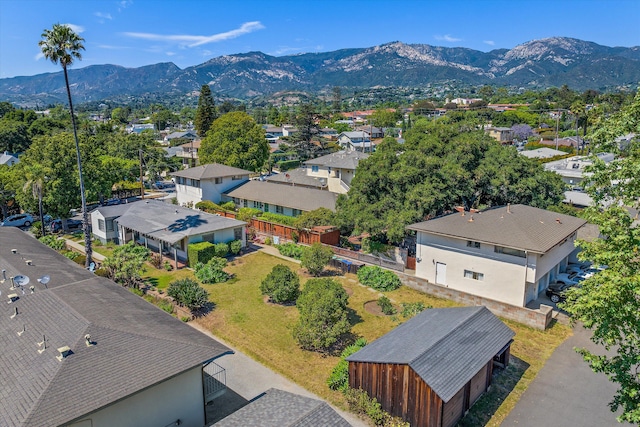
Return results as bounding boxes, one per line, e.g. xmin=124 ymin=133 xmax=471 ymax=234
xmin=7 ymin=293 xmax=18 ymax=303
xmin=556 ymin=218 xmax=562 ymax=224
xmin=25 ymin=259 xmax=32 ymax=266
xmin=507 ymin=203 xmax=511 ymax=214
xmin=1 ymin=269 xmax=6 ymax=283
xmin=175 ymin=209 xmax=179 ymax=214
xmin=10 ymin=306 xmax=18 ymax=318
xmin=11 ymin=248 xmax=17 ymax=254
xmin=17 ymin=324 xmax=25 ymax=336
xmin=454 ymin=206 xmax=465 ymax=216
xmin=85 ymin=334 xmax=95 ymax=347
xmin=29 ymin=286 xmax=35 ymax=294
xmin=56 ymin=346 xmax=72 ymax=361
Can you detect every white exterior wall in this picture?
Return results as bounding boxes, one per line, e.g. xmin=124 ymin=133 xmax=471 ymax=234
xmin=188 ymin=225 xmax=246 ymax=247
xmin=225 ymin=197 xmax=303 ymax=217
xmin=176 ymin=182 xmax=203 ymax=206
xmin=307 ymin=166 xmax=354 ymax=194
xmin=90 ymin=211 xmax=119 ymax=243
xmin=176 ymin=176 xmax=249 ymax=206
xmin=65 ymin=366 xmax=205 ymax=427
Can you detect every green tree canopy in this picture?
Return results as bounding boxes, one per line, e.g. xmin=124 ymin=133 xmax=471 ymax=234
xmin=369 ymin=108 xmax=399 ymax=128
xmin=194 ymin=84 xmax=217 ymax=136
xmin=337 ymin=119 xmax=564 ymax=242
xmin=300 ymin=242 xmax=334 ymax=277
xmin=292 ymin=278 xmax=351 ymax=352
xmin=260 ymin=264 xmax=300 ymax=304
xmin=103 ymin=241 xmax=150 ymax=288
xmin=293 ymin=207 xmax=336 ymax=230
xmin=199 ymin=111 xmax=268 ymax=172
xmin=563 ymin=89 xmax=640 ymax=424
xmin=0 ymin=119 xmax=31 ymax=153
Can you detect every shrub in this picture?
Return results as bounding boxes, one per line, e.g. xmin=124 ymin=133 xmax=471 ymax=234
xmin=229 ymin=239 xmax=242 ymax=255
xmin=73 ymin=255 xmax=87 ymax=266
xmin=150 ymin=253 xmax=163 ymax=269
xmin=276 ymin=243 xmax=303 ymax=260
xmin=293 ymin=278 xmax=350 ymax=352
xmin=94 ymin=267 xmax=109 ymax=277
xmin=102 ymin=241 xmax=149 ymax=288
xmin=362 ymin=237 xmax=385 ymax=254
xmin=400 ymin=302 xmax=429 ymax=319
xmin=164 ymin=260 xmax=173 ymax=271
xmin=214 ymin=242 xmax=229 ymax=258
xmin=260 ymin=264 xmax=300 ymax=304
xmin=220 ymin=201 xmax=236 ymax=211
xmin=260 ymin=212 xmax=296 ymax=226
xmin=167 ymin=278 xmax=209 ymax=310
xmin=39 ymin=235 xmax=65 ymax=251
xmin=195 ymin=257 xmax=230 ymax=284
xmin=195 ymin=200 xmax=223 ymax=213
xmin=301 ymin=243 xmax=333 ymax=276
xmin=237 ymin=207 xmax=262 ymax=222
xmin=264 ymin=236 xmax=272 ymax=245
xmin=188 ymin=241 xmax=216 ymax=267
xmin=344 ymin=388 xmax=403 ymax=426
xmin=357 ymin=266 xmax=401 ymax=291
xmin=157 ymin=299 xmax=174 ymax=314
xmin=377 ymin=296 xmax=396 ymax=315
xmin=63 ymin=250 xmax=80 ymax=260
xmin=277 ymin=159 xmax=300 ymax=171
xmin=129 ymin=287 xmax=144 ymax=296
xmin=294 ymin=207 xmax=335 ymax=230
xmin=31 ymin=221 xmax=43 ymax=239
xmin=327 ymin=338 xmax=367 ymax=391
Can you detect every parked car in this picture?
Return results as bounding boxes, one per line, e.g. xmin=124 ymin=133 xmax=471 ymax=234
xmin=555 ymin=273 xmax=583 ymax=286
xmin=49 ymin=218 xmax=83 ymax=233
xmin=101 ymin=198 xmax=121 ymax=206
xmin=0 ymin=213 xmax=34 ymax=228
xmin=546 ymin=282 xmax=574 ymax=303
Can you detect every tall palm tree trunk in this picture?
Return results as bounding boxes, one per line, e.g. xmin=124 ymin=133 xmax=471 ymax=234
xmin=63 ymin=64 xmax=92 ymax=266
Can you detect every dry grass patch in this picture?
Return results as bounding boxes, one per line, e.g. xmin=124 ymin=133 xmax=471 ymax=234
xmin=192 ymin=251 xmax=571 ymax=422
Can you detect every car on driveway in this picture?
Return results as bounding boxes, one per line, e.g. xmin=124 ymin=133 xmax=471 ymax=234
xmin=0 ymin=213 xmax=34 ymax=228
xmin=49 ymin=218 xmax=83 ymax=233
xmin=546 ymin=282 xmax=574 ymax=303
xmin=555 ymin=272 xmax=583 ymax=286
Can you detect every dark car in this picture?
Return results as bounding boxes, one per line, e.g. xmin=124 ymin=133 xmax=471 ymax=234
xmin=49 ymin=218 xmax=83 ymax=233
xmin=101 ymin=198 xmax=121 ymax=206
xmin=545 ymin=282 xmax=574 ymax=304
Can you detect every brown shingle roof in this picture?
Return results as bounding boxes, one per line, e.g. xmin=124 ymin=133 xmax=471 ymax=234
xmin=407 ymin=204 xmax=587 ymax=254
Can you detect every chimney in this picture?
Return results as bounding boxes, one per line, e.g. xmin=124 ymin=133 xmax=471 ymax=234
xmin=556 ymin=218 xmax=562 ymax=224
xmin=454 ymin=206 xmax=465 ymax=216
xmin=56 ymin=346 xmax=72 ymax=361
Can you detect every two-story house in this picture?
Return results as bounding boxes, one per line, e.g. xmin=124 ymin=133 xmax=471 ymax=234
xmin=338 ymin=131 xmax=373 ymax=152
xmin=176 ymin=139 xmax=202 ymax=168
xmin=486 ymin=127 xmax=514 ymax=143
xmin=171 ymin=163 xmax=251 ymax=206
xmin=303 ymin=150 xmax=369 ymax=193
xmin=407 ymin=204 xmax=587 ymax=307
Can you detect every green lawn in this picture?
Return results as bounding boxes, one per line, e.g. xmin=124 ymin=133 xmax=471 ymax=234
xmin=190 ymin=251 xmax=571 ymax=424
xmin=142 ymin=263 xmax=197 ymax=290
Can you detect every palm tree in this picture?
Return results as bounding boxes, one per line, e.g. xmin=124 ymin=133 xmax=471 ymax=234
xmin=39 ymin=24 xmax=92 ymax=266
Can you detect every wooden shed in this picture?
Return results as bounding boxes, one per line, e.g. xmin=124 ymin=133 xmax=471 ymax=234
xmin=347 ymin=306 xmax=514 ymax=427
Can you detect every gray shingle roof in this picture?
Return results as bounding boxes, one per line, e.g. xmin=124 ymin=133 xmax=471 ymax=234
xmin=171 ymin=163 xmax=251 ymax=180
xmin=95 ymin=199 xmax=246 ymax=244
xmin=224 ymin=181 xmax=338 ymax=212
xmin=346 ymin=306 xmax=514 ymax=403
xmin=406 ymin=204 xmax=587 ymax=254
xmin=0 ymin=227 xmax=231 ymax=427
xmin=266 ymin=169 xmax=324 ymax=189
xmin=304 ymin=150 xmax=369 ymax=170
xmin=214 ymin=388 xmax=351 ymax=427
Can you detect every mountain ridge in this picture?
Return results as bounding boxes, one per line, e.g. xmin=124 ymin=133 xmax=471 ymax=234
xmin=2 ymin=37 xmax=639 ymax=105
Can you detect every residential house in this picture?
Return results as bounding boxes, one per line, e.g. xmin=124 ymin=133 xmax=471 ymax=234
xmin=127 ymin=123 xmax=155 ymax=134
xmin=265 ymin=169 xmax=325 ymax=190
xmin=338 ymin=131 xmax=373 ymax=152
xmin=486 ymin=127 xmax=514 ymax=143
xmin=90 ymin=200 xmax=246 ymax=266
xmin=215 ymin=388 xmax=351 ymax=426
xmin=175 ymin=139 xmax=202 ymax=168
xmin=519 ymin=147 xmax=567 ymax=160
xmin=347 ymin=306 xmax=514 ymax=427
xmin=319 ymin=127 xmax=338 ymax=139
xmin=302 ymin=150 xmax=369 ymax=193
xmin=406 ymin=204 xmax=587 ymax=306
xmin=264 ymin=126 xmax=284 ymax=142
xmin=0 ymin=227 xmax=231 ymax=427
xmin=282 ymin=126 xmax=298 ymax=137
xmin=164 ymin=130 xmax=198 ymax=144
xmin=355 ymin=126 xmax=384 ymax=139
xmin=544 ymin=153 xmax=614 ymax=189
xmin=171 ymin=163 xmax=251 ymax=206
xmin=224 ymin=180 xmax=338 ymax=217
xmin=0 ymin=151 xmax=19 ymax=166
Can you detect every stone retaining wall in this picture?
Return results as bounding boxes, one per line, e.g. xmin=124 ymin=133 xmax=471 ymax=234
xmin=398 ymin=273 xmax=553 ymax=330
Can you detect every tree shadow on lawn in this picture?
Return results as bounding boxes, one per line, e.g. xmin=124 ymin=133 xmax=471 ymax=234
xmin=458 ymin=355 xmax=530 ymax=427
xmin=347 ymin=306 xmax=363 ymax=327
xmin=193 ymin=301 xmax=217 ymax=318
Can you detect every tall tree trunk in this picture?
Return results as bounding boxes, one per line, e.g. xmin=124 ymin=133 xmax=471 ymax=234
xmin=63 ymin=65 xmax=92 ymax=266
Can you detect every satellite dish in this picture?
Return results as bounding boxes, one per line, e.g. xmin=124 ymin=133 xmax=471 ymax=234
xmin=38 ymin=275 xmax=50 ymax=285
xmin=14 ymin=275 xmax=30 ymax=286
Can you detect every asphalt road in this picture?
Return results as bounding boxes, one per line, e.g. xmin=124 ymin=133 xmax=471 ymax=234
xmin=502 ymin=324 xmax=633 ymax=427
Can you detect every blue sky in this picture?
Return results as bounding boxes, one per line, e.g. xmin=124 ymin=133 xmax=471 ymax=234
xmin=1 ymin=0 xmax=639 ymax=78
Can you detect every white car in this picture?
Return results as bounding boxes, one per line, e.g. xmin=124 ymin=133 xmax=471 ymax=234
xmin=555 ymin=273 xmax=582 ymax=286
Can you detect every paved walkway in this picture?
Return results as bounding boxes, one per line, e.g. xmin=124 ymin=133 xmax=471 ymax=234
xmin=502 ymin=324 xmax=633 ymax=427
xmin=63 ymin=238 xmax=106 ymax=262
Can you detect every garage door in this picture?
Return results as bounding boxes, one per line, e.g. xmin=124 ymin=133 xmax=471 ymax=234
xmin=469 ymin=364 xmax=488 ymax=406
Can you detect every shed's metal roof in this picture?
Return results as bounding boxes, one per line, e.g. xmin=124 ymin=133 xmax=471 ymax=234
xmin=346 ymin=306 xmax=514 ymax=403
xmin=407 ymin=204 xmax=586 ymax=254
xmin=0 ymin=227 xmax=231 ymax=427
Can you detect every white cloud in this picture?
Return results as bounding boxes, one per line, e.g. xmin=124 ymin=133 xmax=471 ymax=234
xmin=35 ymin=52 xmax=44 ymax=60
xmin=118 ymin=0 xmax=133 ymax=12
xmin=97 ymin=44 xmax=131 ymax=50
xmin=483 ymin=40 xmax=495 ymax=46
xmin=94 ymin=12 xmax=113 ymax=20
xmin=122 ymin=21 xmax=265 ymax=48
xmin=166 ymin=51 xmax=176 ymax=56
xmin=434 ymin=34 xmax=462 ymax=43
xmin=64 ymin=23 xmax=85 ymax=34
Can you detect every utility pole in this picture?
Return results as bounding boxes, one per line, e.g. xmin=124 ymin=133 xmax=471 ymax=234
xmin=139 ymin=149 xmax=145 ymax=200
xmin=555 ymin=110 xmax=560 ymax=151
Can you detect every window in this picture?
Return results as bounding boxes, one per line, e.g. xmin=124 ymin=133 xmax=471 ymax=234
xmin=214 ymin=177 xmax=223 ymax=184
xmin=106 ymin=219 xmax=114 ymax=232
xmin=264 ymin=203 xmax=269 ymax=212
xmin=232 ymin=197 xmax=240 ymax=205
xmin=292 ymin=209 xmax=302 ymax=217
xmin=494 ymin=246 xmax=526 ymax=258
xmin=234 ymin=227 xmax=243 ymax=241
xmin=192 ymin=179 xmax=200 ymax=188
xmin=201 ymin=232 xmax=215 ymax=243
xmin=253 ymin=201 xmax=263 ymax=209
xmin=464 ymin=270 xmax=484 ymax=281
xmin=98 ymin=219 xmax=105 ymax=232
xmin=275 ymin=205 xmax=283 ymax=214
xmin=311 ymin=165 xmax=319 ymax=172
xmin=243 ymin=199 xmax=248 ymax=208
xmin=467 ymin=240 xmax=480 ymax=249
xmin=232 ymin=175 xmax=243 ymax=181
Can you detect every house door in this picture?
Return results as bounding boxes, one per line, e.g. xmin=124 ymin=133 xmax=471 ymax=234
xmin=435 ymin=262 xmax=447 ymax=285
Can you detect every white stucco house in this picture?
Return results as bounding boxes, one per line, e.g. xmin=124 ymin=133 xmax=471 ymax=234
xmin=0 ymin=227 xmax=231 ymax=427
xmin=91 ymin=200 xmax=246 ymax=266
xmin=544 ymin=153 xmax=614 ymax=189
xmin=171 ymin=163 xmax=251 ymax=206
xmin=338 ymin=131 xmax=374 ymax=152
xmin=407 ymin=204 xmax=587 ymax=307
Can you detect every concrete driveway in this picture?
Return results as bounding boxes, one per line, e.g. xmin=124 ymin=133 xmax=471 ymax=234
xmin=501 ymin=324 xmax=633 ymax=427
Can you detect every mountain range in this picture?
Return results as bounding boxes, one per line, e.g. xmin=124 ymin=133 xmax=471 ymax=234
xmin=2 ymin=37 xmax=639 ymax=106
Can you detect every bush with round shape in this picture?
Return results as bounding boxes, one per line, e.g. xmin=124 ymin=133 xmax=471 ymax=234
xmin=167 ymin=278 xmax=209 ymax=310
xmin=260 ymin=264 xmax=300 ymax=304
xmin=301 ymin=242 xmax=333 ymax=276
